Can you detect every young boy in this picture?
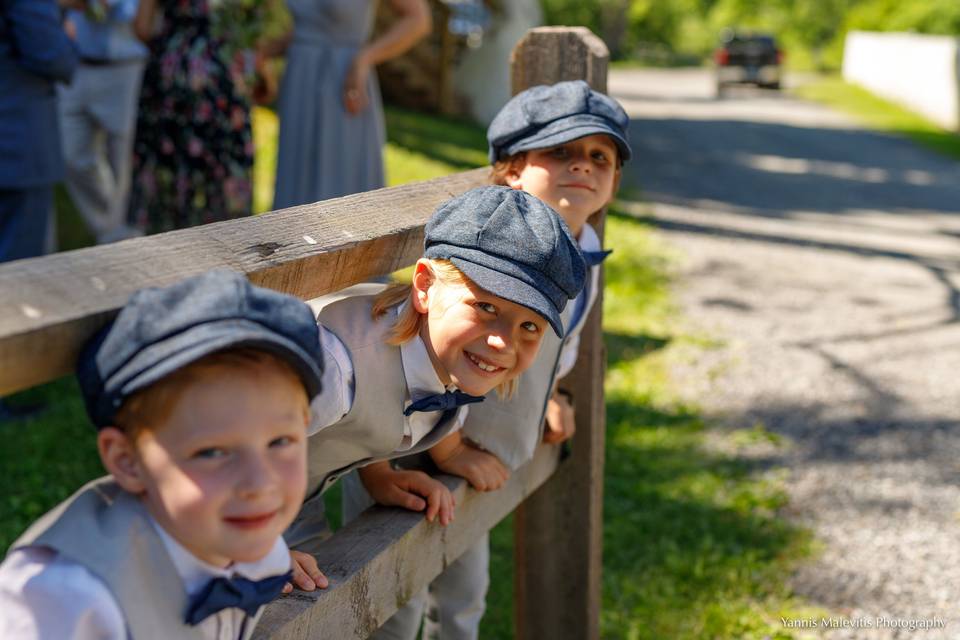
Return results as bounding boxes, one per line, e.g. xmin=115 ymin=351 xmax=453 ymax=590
xmin=0 ymin=270 xmax=325 ymax=640
xmin=284 ymin=186 xmax=586 ymax=572
xmin=375 ymin=80 xmax=632 ymax=639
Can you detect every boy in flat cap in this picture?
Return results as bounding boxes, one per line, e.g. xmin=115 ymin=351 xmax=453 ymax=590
xmin=376 ymin=80 xmax=631 ymax=640
xmin=0 ymin=270 xmax=325 ymax=640
xmin=285 ymin=186 xmax=586 ymax=589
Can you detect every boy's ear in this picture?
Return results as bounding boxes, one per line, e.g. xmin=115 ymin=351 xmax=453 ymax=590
xmin=504 ymin=166 xmax=524 ymax=191
xmin=411 ymin=259 xmax=435 ymax=314
xmin=98 ymin=427 xmax=147 ymax=494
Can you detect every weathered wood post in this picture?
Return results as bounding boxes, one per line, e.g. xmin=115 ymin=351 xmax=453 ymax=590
xmin=511 ymin=27 xmax=610 ymax=640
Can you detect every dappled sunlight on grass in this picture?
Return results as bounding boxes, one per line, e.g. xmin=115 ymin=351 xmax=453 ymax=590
xmin=252 ymin=106 xmax=279 ymax=213
xmin=385 ymin=107 xmax=488 ymax=172
xmin=599 ymin=213 xmax=821 ymax=638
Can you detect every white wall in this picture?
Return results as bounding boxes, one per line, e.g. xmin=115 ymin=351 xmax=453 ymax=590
xmin=843 ymin=31 xmax=960 ymax=130
xmin=452 ymin=0 xmax=543 ymax=126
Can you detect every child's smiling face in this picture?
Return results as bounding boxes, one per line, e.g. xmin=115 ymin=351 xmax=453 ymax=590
xmin=506 ymin=134 xmax=619 ymax=236
xmin=102 ymin=358 xmax=310 ymax=568
xmin=412 ymin=261 xmax=547 ymax=396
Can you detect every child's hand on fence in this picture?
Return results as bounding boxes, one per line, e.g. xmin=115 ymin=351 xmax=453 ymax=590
xmin=543 ymin=390 xmax=576 ymax=444
xmin=283 ymin=550 xmax=329 ymax=594
xmin=431 ymin=438 xmax=509 ymax=492
xmin=359 ymin=461 xmax=455 ymax=525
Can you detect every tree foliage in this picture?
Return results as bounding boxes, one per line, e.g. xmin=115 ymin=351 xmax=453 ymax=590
xmin=539 ymin=0 xmax=960 ymax=69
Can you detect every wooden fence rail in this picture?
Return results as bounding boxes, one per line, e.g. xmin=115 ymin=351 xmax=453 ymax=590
xmin=0 ymin=27 xmax=609 ymax=640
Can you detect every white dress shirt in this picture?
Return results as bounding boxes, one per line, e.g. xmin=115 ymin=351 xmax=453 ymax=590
xmin=0 ymin=516 xmax=292 ymax=640
xmin=398 ymin=323 xmax=469 ymax=448
xmin=308 ymin=299 xmax=468 ymax=441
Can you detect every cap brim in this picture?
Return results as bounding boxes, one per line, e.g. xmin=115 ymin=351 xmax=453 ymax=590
xmin=111 ymin=319 xmax=323 ymax=407
xmin=505 ymin=119 xmax=632 ymax=163
xmin=447 ymin=256 xmax=565 ymax=338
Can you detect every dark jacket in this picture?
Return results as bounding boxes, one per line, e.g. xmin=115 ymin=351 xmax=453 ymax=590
xmin=0 ymin=0 xmax=77 ymax=188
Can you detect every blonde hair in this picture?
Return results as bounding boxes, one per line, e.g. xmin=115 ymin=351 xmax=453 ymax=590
xmin=371 ymin=259 xmax=517 ymax=398
xmin=114 ymin=348 xmax=308 ymax=438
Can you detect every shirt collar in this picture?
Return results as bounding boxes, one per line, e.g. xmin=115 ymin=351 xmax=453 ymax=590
xmin=397 ymin=302 xmax=453 ymax=400
xmin=150 ymin=517 xmax=291 ymax=596
xmin=577 ymin=222 xmax=601 ymax=251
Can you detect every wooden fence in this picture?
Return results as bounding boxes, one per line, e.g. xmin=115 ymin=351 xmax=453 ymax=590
xmin=0 ymin=26 xmax=609 ymax=640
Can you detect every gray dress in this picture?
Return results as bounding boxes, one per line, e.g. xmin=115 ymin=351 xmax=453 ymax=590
xmin=273 ymin=0 xmax=386 ymax=210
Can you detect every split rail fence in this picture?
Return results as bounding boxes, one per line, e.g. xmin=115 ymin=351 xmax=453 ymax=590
xmin=0 ymin=26 xmax=610 ymax=640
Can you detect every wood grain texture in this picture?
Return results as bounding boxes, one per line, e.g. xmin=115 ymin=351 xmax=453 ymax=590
xmin=511 ymin=27 xmax=609 ymax=94
xmin=0 ymin=169 xmax=486 ymax=395
xmin=253 ymin=445 xmax=560 ymax=640
xmin=514 ymin=296 xmax=607 ymax=640
xmin=510 ymin=29 xmax=610 ymax=640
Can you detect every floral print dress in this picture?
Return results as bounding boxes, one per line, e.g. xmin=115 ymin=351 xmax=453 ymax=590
xmin=128 ymin=0 xmax=253 ymax=233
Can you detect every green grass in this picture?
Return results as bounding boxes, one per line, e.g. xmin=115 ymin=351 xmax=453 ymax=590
xmin=793 ymin=74 xmax=960 ymax=161
xmin=598 ymin=209 xmax=821 ymax=638
xmin=4 ymin=103 xmax=821 ymax=638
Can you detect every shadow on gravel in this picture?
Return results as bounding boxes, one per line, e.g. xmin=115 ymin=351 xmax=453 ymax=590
xmin=706 ymin=400 xmax=960 ymax=482
xmin=601 ymin=394 xmax=816 ymax=636
xmin=625 ymin=116 xmax=960 ymax=329
xmin=645 ymin=216 xmax=960 ymax=334
xmin=627 ymin=118 xmax=960 ymax=218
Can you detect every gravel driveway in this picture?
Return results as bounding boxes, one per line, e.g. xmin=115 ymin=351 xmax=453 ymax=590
xmin=610 ymin=68 xmax=960 ymax=639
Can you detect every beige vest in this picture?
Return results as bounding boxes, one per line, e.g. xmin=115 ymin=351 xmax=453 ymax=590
xmin=11 ymin=477 xmax=262 ymax=640
xmin=305 ymin=293 xmax=461 ymax=497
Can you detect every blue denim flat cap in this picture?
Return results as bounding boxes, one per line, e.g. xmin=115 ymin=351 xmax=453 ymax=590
xmin=77 ymin=269 xmax=324 ymax=429
xmin=424 ymin=186 xmax=586 ymax=337
xmin=487 ymin=80 xmax=632 ymax=164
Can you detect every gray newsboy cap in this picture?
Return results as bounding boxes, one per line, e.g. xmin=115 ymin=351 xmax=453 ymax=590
xmin=487 ymin=80 xmax=632 ymax=164
xmin=424 ymin=186 xmax=586 ymax=337
xmin=77 ymin=269 xmax=324 ymax=429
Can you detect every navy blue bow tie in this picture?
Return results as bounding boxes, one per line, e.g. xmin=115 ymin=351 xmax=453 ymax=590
xmin=403 ymin=390 xmax=485 ymax=416
xmin=582 ymin=249 xmax=612 ymax=267
xmin=184 ymin=571 xmax=291 ymax=625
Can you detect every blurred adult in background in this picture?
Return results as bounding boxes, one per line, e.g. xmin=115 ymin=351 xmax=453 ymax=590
xmin=129 ymin=0 xmax=255 ymax=233
xmin=0 ymin=0 xmax=76 ymax=422
xmin=59 ymin=0 xmax=146 ymax=244
xmin=262 ymin=0 xmax=431 ymax=210
xmin=0 ymin=0 xmax=77 ymax=263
